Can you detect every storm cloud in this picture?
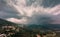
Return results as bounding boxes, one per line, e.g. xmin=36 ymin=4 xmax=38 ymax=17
xmin=42 ymin=0 xmax=60 ymax=7
xmin=0 ymin=0 xmax=60 ymax=25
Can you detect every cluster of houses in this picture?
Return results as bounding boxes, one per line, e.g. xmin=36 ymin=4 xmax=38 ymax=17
xmin=0 ymin=25 xmax=19 ymax=37
xmin=0 ymin=25 xmax=56 ymax=37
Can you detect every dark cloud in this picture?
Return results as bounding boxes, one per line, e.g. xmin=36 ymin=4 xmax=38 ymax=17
xmin=26 ymin=0 xmax=36 ymax=6
xmin=26 ymin=0 xmax=60 ymax=7
xmin=26 ymin=0 xmax=42 ymax=7
xmin=28 ymin=12 xmax=54 ymax=25
xmin=0 ymin=0 xmax=22 ymax=19
xmin=42 ymin=0 xmax=60 ymax=7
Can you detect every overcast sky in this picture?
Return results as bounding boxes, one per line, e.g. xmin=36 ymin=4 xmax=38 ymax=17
xmin=0 ymin=0 xmax=60 ymax=24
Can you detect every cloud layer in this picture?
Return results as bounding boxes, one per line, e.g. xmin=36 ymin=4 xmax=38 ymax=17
xmin=0 ymin=0 xmax=60 ymax=25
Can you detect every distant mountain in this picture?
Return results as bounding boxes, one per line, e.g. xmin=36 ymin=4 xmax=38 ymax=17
xmin=0 ymin=18 xmax=60 ymax=31
xmin=0 ymin=18 xmax=18 ymax=26
xmin=27 ymin=24 xmax=60 ymax=31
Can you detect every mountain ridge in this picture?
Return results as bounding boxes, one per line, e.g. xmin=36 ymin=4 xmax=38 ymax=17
xmin=0 ymin=18 xmax=18 ymax=26
xmin=27 ymin=24 xmax=60 ymax=31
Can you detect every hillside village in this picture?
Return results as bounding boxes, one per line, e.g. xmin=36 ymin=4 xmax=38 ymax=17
xmin=0 ymin=19 xmax=59 ymax=37
xmin=0 ymin=25 xmax=57 ymax=37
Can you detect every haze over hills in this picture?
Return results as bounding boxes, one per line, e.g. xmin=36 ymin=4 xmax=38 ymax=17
xmin=0 ymin=18 xmax=60 ymax=31
xmin=26 ymin=24 xmax=60 ymax=31
xmin=0 ymin=18 xmax=60 ymax=37
xmin=0 ymin=18 xmax=18 ymax=26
